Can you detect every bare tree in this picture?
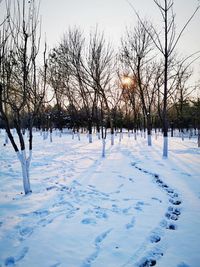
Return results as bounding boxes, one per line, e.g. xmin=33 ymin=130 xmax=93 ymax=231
xmin=86 ymin=28 xmax=115 ymax=147
xmin=121 ymin=20 xmax=160 ymax=146
xmin=0 ymin=0 xmax=47 ymax=194
xmin=131 ymin=0 xmax=200 ymax=157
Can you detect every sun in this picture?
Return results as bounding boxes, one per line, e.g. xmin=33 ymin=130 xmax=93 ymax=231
xmin=121 ymin=76 xmax=133 ymax=88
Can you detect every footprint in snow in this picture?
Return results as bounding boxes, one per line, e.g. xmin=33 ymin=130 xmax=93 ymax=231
xmin=81 ymin=229 xmax=112 ymax=267
xmin=169 ymin=198 xmax=182 ymax=206
xmin=49 ymin=263 xmax=61 ymax=267
xmin=126 ymin=217 xmax=135 ymax=229
xmin=95 ymin=228 xmax=112 ymax=247
xmin=164 ymin=206 xmax=181 ymax=223
xmin=149 ymin=234 xmax=161 ymax=243
xmin=18 ymin=226 xmax=33 ymax=239
xmin=137 ymin=248 xmax=163 ymax=267
xmin=46 ymin=185 xmax=58 ymax=191
xmin=88 ymin=184 xmax=96 ymax=188
xmin=81 ymin=218 xmax=97 ymax=225
xmin=4 ymin=256 xmax=15 ymax=266
xmin=131 ymin=162 xmax=137 ymax=167
xmin=135 ymin=206 xmax=143 ymax=211
xmin=180 ymin=172 xmax=191 ymax=177
xmin=151 ymin=197 xmax=162 ymax=203
xmin=118 ymin=183 xmax=124 ymax=188
xmin=135 ymin=201 xmax=145 ymax=211
xmin=95 ymin=209 xmax=108 ymax=219
xmin=122 ymin=207 xmax=132 ymax=214
xmin=160 ymin=219 xmax=177 ymax=230
xmin=38 ymin=218 xmax=53 ymax=227
xmin=4 ymin=247 xmax=29 ymax=266
xmin=138 ymin=258 xmax=157 ymax=267
xmin=177 ymin=262 xmax=190 ymax=267
xmin=81 ymin=251 xmax=99 ymax=267
xmin=123 ymin=198 xmax=132 ymax=201
xmin=118 ymin=175 xmax=126 ymax=179
xmin=33 ymin=209 xmax=50 ymax=217
xmin=20 ymin=209 xmax=50 ymax=218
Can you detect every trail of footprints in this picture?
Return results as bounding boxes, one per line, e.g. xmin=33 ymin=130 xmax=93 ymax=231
xmin=81 ymin=229 xmax=112 ymax=267
xmin=2 ymin=161 xmax=182 ymax=267
xmin=131 ymin=162 xmax=182 ymax=267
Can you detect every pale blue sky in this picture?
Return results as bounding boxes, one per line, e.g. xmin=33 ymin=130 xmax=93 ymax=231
xmin=40 ymin=0 xmax=200 ymax=55
xmin=39 ymin=0 xmax=200 ymax=82
xmin=1 ymin=0 xmax=199 ymax=78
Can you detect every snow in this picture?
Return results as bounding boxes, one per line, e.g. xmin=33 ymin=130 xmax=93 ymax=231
xmin=0 ymin=130 xmax=200 ymax=267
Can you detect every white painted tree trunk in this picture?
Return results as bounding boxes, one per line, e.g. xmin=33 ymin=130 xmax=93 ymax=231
xmin=163 ymin=136 xmax=168 ymax=158
xmin=97 ymin=131 xmax=101 ymax=140
xmin=128 ymin=131 xmax=131 ymax=138
xmin=89 ymin=133 xmax=92 ymax=143
xmin=147 ymin=134 xmax=152 ymax=146
xmin=144 ymin=130 xmax=146 ymax=139
xmin=77 ymin=132 xmax=81 ymax=141
xmin=72 ymin=131 xmax=75 ymax=139
xmin=102 ymin=138 xmax=106 ymax=157
xmin=42 ymin=131 xmax=46 ymax=140
xmin=119 ymin=132 xmax=122 ymax=142
xmin=111 ymin=134 xmax=114 ymax=145
xmin=17 ymin=150 xmax=32 ymax=194
xmin=59 ymin=130 xmax=62 ymax=138
xmin=4 ymin=132 xmax=8 ymax=145
xmin=134 ymin=131 xmax=137 ymax=141
xmin=189 ymin=129 xmax=192 ymax=139
xmin=181 ymin=132 xmax=184 ymax=141
xmin=50 ymin=132 xmax=53 ymax=143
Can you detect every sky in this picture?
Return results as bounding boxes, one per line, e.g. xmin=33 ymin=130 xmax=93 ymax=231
xmin=0 ymin=0 xmax=199 ymax=82
xmin=39 ymin=0 xmax=200 ymax=52
xmin=39 ymin=0 xmax=200 ymax=83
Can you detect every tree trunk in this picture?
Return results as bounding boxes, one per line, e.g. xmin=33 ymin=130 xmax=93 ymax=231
xmin=134 ymin=128 xmax=137 ymax=140
xmin=110 ymin=120 xmax=114 ymax=146
xmin=88 ymin=118 xmax=93 ymax=143
xmin=17 ymin=150 xmax=32 ymax=194
xmin=111 ymin=133 xmax=114 ymax=145
xmin=102 ymin=138 xmax=106 ymax=157
xmin=96 ymin=123 xmax=101 ymax=139
xmin=147 ymin=114 xmax=152 ymax=146
xmin=77 ymin=129 xmax=81 ymax=141
xmin=162 ymin=109 xmax=168 ymax=157
xmin=50 ymin=128 xmax=53 ymax=143
xmin=4 ymin=132 xmax=8 ymax=146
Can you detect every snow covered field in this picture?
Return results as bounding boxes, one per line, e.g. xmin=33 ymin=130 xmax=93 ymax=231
xmin=0 ymin=130 xmax=200 ymax=267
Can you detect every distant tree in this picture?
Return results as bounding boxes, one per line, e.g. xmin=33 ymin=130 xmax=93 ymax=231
xmin=121 ymin=21 xmax=162 ymax=146
xmin=86 ymin=28 xmax=115 ymax=146
xmin=191 ymin=98 xmax=200 ymax=147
